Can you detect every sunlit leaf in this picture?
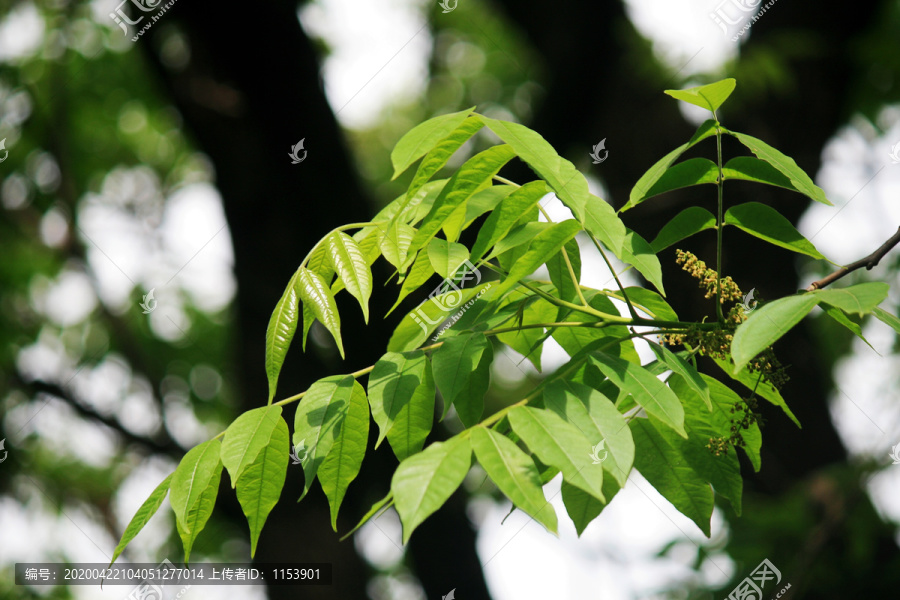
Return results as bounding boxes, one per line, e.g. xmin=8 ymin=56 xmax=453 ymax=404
xmin=297 ymin=267 xmax=345 ymax=358
xmin=728 ymin=130 xmax=832 ymax=205
xmin=391 ymin=107 xmax=475 ymax=179
xmin=469 ymin=427 xmax=558 ymax=534
xmin=319 ymin=380 xmax=369 ymax=529
xmin=392 ymin=435 xmax=472 ymax=543
xmin=235 ymin=415 xmax=289 ymax=556
xmin=265 ymin=268 xmax=300 ymax=403
xmin=110 ymin=474 xmax=173 ymax=566
xmin=725 ymin=202 xmax=825 ymax=259
xmin=664 ymin=78 xmax=736 ymax=113
xmin=294 ymin=375 xmax=356 ymax=500
xmin=327 ymin=231 xmax=373 ymax=322
xmin=221 ymin=406 xmax=284 ymax=488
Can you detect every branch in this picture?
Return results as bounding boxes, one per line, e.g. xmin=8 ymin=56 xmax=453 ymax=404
xmin=19 ymin=377 xmax=183 ymax=458
xmin=806 ymin=226 xmax=900 ymax=291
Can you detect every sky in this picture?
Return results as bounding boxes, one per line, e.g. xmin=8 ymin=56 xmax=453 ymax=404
xmin=1 ymin=0 xmax=900 ymax=599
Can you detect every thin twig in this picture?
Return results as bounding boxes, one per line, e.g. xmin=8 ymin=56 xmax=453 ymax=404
xmin=806 ymin=226 xmax=900 ymax=291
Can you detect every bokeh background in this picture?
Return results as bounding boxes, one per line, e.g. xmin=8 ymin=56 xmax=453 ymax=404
xmin=1 ymin=0 xmax=900 ymax=598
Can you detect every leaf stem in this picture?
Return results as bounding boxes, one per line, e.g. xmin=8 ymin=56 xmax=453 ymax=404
xmin=714 ymin=114 xmax=725 ymax=324
xmin=586 ymin=231 xmax=640 ymax=320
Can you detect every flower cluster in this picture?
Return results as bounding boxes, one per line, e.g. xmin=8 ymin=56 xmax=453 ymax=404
xmin=674 ymin=249 xmax=743 ymax=303
xmin=662 ymin=250 xmax=791 ymax=456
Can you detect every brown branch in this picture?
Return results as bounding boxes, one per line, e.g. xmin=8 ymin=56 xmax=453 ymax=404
xmin=806 ymin=226 xmax=900 ymax=291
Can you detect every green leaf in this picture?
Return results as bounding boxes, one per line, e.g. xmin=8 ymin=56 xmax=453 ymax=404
xmin=630 ymin=419 xmax=713 ymax=536
xmin=621 ymin=286 xmax=680 ymax=322
xmin=711 ymin=356 xmax=800 ymax=430
xmin=547 ymin=238 xmax=581 ymax=304
xmin=432 ymin=332 xmax=493 ymax=426
xmin=621 ymin=229 xmax=665 ymax=295
xmin=407 ymin=145 xmax=517 ymax=257
xmin=650 ymin=206 xmax=717 ymax=253
xmin=391 ymin=107 xmax=475 ymax=179
xmin=265 ymin=269 xmax=300 ymax=403
xmin=169 ymin=439 xmax=222 ymax=534
xmin=664 ymin=375 xmax=745 ymax=515
xmin=486 ymin=222 xmax=553 ymax=260
xmin=873 ymin=306 xmax=900 ymax=334
xmin=814 ymin=282 xmax=890 ymax=315
xmin=388 ymin=284 xmax=492 ymax=352
xmin=392 ymin=435 xmax=472 ymax=543
xmin=294 ymin=375 xmax=356 ymax=500
xmin=665 ymin=78 xmax=736 ymax=113
xmin=300 ymin=300 xmax=315 ymax=352
xmin=731 ymin=293 xmax=821 ymax=372
xmin=110 ymin=474 xmax=173 ymax=566
xmin=480 ymin=116 xmax=591 ymax=220
xmin=381 ymin=222 xmax=417 ymax=271
xmin=235 ymin=415 xmax=289 ymax=556
xmin=221 ymin=406 xmax=284 ymax=488
xmin=624 ymin=120 xmax=718 ymax=212
xmin=728 ymin=130 xmax=832 ymax=205
xmin=367 ymin=351 xmax=430 ymax=448
xmin=820 ymin=303 xmax=874 ymax=350
xmin=175 ymin=467 xmax=221 ymax=564
xmin=551 ymin=293 xmax=630 ymax=359
xmin=469 ymin=427 xmax=558 ymax=534
xmin=170 ymin=442 xmax=223 ymax=562
xmin=296 ymin=267 xmax=345 ymax=358
xmin=493 ymin=220 xmax=582 ymax=297
xmin=327 ymin=231 xmax=373 ymax=322
xmin=543 ymin=380 xmax=635 ymax=487
xmin=591 ymin=353 xmax=687 ymax=437
xmin=307 ymin=243 xmax=335 ymax=282
xmin=509 ymin=406 xmax=605 ymax=500
xmin=694 ymin=371 xmax=764 ymax=471
xmin=387 ymin=358 xmax=435 ymax=461
xmin=406 ymin=114 xmax=484 ymax=199
xmin=636 ymin=157 xmax=719 ymax=202
xmin=390 ymin=250 xmax=436 ymax=315
xmin=461 ymin=184 xmax=515 ymax=230
xmin=724 ymin=202 xmax=825 ymax=259
xmin=427 ymin=238 xmax=470 ymax=279
xmin=495 ymin=296 xmax=557 ymax=371
xmin=647 ymin=342 xmax=711 ymax=410
xmin=319 ymin=380 xmax=369 ymax=530
xmin=470 ymin=180 xmax=549 ymax=263
xmin=561 ymin=478 xmax=620 ymax=536
xmin=723 ymin=156 xmax=798 ymax=191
